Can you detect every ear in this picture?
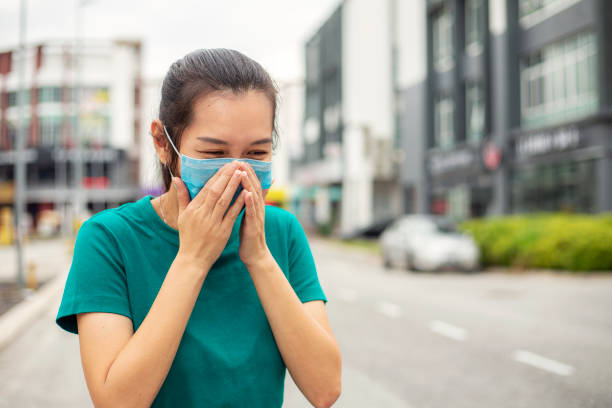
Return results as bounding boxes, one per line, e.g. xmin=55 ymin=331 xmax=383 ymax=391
xmin=150 ymin=119 xmax=171 ymax=166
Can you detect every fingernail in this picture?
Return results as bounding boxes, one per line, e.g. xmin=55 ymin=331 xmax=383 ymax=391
xmin=241 ymin=171 xmax=247 ymax=177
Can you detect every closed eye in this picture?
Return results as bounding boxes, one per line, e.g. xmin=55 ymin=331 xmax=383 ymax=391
xmin=197 ymin=151 xmax=225 ymax=155
xmin=248 ymin=151 xmax=267 ymax=156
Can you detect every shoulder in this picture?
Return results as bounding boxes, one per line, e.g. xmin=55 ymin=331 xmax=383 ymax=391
xmin=264 ymin=205 xmax=311 ymax=245
xmin=77 ymin=198 xmax=148 ymax=243
xmin=264 ymin=205 xmax=297 ymax=225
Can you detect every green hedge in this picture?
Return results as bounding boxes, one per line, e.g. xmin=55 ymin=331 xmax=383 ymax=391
xmin=460 ymin=213 xmax=612 ymax=272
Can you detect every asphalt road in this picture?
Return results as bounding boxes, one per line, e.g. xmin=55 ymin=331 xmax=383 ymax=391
xmin=1 ymin=238 xmax=611 ymax=407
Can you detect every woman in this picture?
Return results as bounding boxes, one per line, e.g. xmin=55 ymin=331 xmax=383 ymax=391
xmin=56 ymin=48 xmax=342 ymax=408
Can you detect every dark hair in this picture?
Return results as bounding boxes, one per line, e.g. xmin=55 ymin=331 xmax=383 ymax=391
xmin=158 ymin=48 xmax=279 ymax=191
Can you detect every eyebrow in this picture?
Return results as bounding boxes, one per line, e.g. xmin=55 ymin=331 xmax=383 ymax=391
xmin=197 ymin=137 xmax=272 ymax=146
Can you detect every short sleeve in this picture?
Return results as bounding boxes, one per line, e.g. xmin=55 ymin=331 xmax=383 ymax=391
xmin=56 ymin=218 xmax=132 ymax=334
xmin=287 ymin=214 xmax=328 ymax=304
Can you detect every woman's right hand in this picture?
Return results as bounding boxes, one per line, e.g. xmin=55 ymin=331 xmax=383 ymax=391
xmin=173 ymin=161 xmax=247 ymax=271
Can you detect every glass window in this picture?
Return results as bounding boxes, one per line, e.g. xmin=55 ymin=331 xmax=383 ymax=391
xmin=306 ymin=37 xmax=320 ymax=86
xmin=465 ymin=0 xmax=485 ymax=55
xmin=38 ymin=116 xmax=62 ymax=147
xmin=80 ymin=114 xmax=110 ymax=147
xmin=511 ymin=159 xmax=596 ymax=213
xmin=433 ymin=3 xmax=454 ymax=72
xmin=434 ymin=95 xmax=454 ymax=150
xmin=520 ymin=31 xmax=598 ymax=128
xmin=38 ymin=86 xmax=62 ymax=103
xmin=466 ymin=83 xmax=485 ymax=144
xmin=7 ymin=90 xmax=30 ymax=107
xmin=519 ymin=0 xmax=581 ymax=26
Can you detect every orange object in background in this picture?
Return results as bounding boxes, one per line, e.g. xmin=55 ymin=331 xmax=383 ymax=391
xmin=264 ymin=186 xmax=288 ymax=209
xmin=82 ymin=176 xmax=109 ymax=189
xmin=0 ymin=206 xmax=14 ymax=245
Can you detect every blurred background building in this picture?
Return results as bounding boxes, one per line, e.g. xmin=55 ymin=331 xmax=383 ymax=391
xmin=0 ymin=39 xmax=142 ymax=237
xmin=425 ymin=0 xmax=612 ymax=220
xmin=292 ymin=0 xmax=612 ymax=236
xmin=292 ymin=0 xmax=406 ymax=237
xmin=1 ymin=0 xmax=610 ymax=240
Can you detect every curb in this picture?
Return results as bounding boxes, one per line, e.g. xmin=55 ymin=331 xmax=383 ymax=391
xmin=0 ymin=270 xmax=67 ymax=352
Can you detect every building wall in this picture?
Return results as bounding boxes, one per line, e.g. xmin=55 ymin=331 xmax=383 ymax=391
xmin=395 ymin=0 xmax=428 ymax=214
xmin=342 ymin=0 xmax=393 ymax=138
xmin=399 ymin=82 xmax=426 ymax=213
xmin=139 ymin=77 xmax=163 ymax=195
xmin=421 ymin=0 xmax=612 ymax=218
xmin=0 ymin=39 xmax=142 ymax=231
xmin=340 ymin=0 xmax=398 ymax=235
xmin=276 ymin=81 xmax=304 ymax=190
xmin=110 ymin=41 xmax=139 ymax=152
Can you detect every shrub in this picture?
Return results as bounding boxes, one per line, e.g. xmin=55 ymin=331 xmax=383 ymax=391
xmin=460 ymin=213 xmax=612 ymax=272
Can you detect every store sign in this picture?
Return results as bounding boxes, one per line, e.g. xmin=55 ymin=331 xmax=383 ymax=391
xmin=429 ymin=148 xmax=477 ymax=175
xmin=516 ymin=126 xmax=581 ymax=159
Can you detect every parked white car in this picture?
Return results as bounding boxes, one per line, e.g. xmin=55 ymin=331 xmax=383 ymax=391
xmin=380 ymin=215 xmax=480 ymax=272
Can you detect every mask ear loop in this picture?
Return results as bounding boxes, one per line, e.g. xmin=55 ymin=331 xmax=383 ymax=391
xmin=162 ymin=125 xmax=180 ymax=179
xmin=149 ymin=126 xmax=179 ymax=179
xmin=162 ymin=125 xmax=181 ymax=156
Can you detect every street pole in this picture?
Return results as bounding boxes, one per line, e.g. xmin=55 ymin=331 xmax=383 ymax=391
xmin=72 ymin=0 xmax=85 ymax=231
xmin=14 ymin=0 xmax=27 ymax=288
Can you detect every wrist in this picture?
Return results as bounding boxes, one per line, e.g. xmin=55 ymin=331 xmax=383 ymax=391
xmin=175 ymin=250 xmax=213 ymax=277
xmin=242 ymin=248 xmax=274 ymax=271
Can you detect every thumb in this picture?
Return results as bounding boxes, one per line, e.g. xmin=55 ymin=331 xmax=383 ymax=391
xmin=172 ymin=177 xmax=189 ymax=214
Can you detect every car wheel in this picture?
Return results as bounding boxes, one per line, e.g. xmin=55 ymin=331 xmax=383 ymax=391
xmin=383 ymin=253 xmax=392 ymax=270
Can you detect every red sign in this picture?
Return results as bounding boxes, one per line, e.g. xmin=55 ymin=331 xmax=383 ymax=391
xmin=83 ymin=177 xmax=109 ymax=189
xmin=483 ymin=142 xmax=502 ymax=170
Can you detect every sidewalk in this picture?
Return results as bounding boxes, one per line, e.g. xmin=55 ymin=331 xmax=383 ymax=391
xmin=0 ymin=238 xmax=73 ymax=285
xmin=0 ymin=238 xmax=73 ymax=351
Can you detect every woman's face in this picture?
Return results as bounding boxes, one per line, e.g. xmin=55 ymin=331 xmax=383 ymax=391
xmin=178 ymin=89 xmax=273 ymax=162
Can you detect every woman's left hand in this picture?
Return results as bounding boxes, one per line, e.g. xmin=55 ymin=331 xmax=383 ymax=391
xmin=238 ymin=163 xmax=271 ymax=268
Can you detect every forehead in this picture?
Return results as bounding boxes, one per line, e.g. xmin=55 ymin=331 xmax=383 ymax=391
xmin=186 ymin=90 xmax=273 ymax=143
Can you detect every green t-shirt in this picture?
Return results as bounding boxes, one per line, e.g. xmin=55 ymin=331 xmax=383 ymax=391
xmin=56 ymin=195 xmax=327 ymax=407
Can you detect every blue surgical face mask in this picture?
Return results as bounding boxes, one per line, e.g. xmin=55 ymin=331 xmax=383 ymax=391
xmin=163 ymin=125 xmax=272 ymax=201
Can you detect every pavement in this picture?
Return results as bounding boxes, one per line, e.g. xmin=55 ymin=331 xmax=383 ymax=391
xmin=0 ymin=237 xmax=611 ymax=407
xmin=0 ymin=239 xmax=73 ymax=351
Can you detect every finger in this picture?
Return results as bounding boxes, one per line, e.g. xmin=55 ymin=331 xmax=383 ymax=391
xmin=239 ymin=167 xmax=263 ymax=214
xmin=239 ymin=165 xmax=262 ymax=201
xmin=211 ymin=168 xmax=243 ymax=221
xmin=192 ymin=161 xmax=238 ymax=209
xmin=245 ymin=165 xmax=265 ymax=213
xmin=244 ymin=164 xmax=263 ymax=196
xmin=244 ymin=191 xmax=256 ymax=219
xmin=221 ymin=189 xmax=246 ymax=228
xmin=172 ymin=177 xmax=190 ymax=215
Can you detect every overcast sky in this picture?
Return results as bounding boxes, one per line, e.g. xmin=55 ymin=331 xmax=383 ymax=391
xmin=0 ymin=0 xmax=340 ymax=81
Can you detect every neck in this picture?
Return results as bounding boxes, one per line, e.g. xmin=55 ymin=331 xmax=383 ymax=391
xmin=161 ymin=184 xmax=179 ymax=230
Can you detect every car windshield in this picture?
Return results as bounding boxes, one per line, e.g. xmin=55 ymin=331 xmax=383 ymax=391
xmin=434 ymin=219 xmax=457 ymax=233
xmin=393 ymin=217 xmax=457 ymax=235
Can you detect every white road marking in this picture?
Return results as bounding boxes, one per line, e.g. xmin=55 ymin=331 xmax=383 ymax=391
xmin=428 ymin=320 xmax=468 ymax=341
xmin=337 ymin=288 xmax=358 ymax=303
xmin=376 ymin=301 xmax=402 ymax=318
xmin=512 ymin=350 xmax=574 ymax=376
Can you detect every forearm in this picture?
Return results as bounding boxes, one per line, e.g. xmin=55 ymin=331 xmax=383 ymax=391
xmin=102 ymin=254 xmax=207 ymax=408
xmin=247 ymin=253 xmax=341 ymax=408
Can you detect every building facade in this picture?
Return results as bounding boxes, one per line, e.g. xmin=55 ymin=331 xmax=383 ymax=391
xmin=294 ymin=0 xmax=406 ymax=236
xmin=424 ymin=0 xmax=612 ymax=218
xmin=0 ymin=39 xmax=142 ymax=235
